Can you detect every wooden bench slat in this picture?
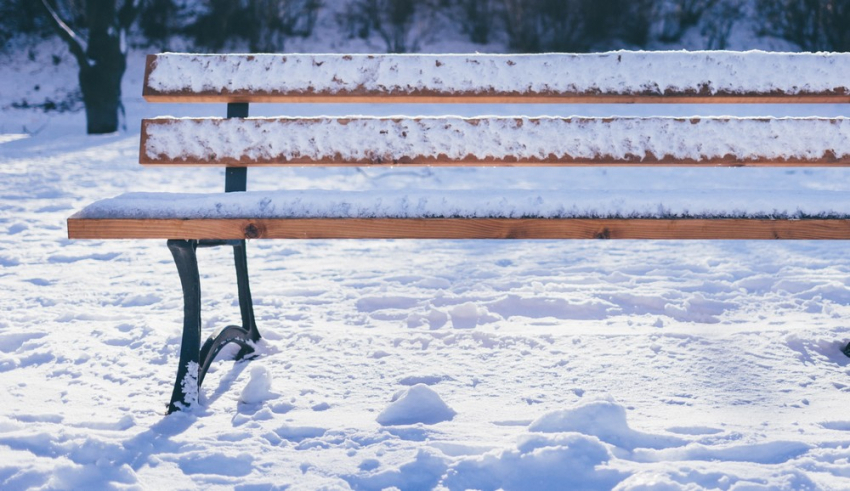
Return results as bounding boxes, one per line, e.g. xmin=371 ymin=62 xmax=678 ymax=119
xmin=68 ymin=218 xmax=850 ymax=240
xmin=141 ymin=116 xmax=850 ymax=167
xmin=141 ymin=94 xmax=850 ymax=104
xmin=143 ymin=53 xmax=850 ymax=104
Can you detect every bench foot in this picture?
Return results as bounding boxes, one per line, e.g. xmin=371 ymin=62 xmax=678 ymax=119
xmin=843 ymin=342 xmax=850 ymax=358
xmin=166 ymin=239 xmax=261 ymax=414
xmin=199 ymin=324 xmax=258 ymax=387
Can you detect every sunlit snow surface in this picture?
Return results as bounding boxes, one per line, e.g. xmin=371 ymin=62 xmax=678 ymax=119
xmin=2 ymin=50 xmax=850 ymax=490
xmin=0 ymin=134 xmax=28 ymax=145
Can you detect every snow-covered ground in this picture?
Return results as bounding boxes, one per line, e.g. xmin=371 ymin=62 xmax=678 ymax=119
xmin=4 ymin=40 xmax=850 ymax=490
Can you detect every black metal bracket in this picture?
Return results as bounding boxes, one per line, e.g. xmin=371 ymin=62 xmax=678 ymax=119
xmin=166 ymin=239 xmax=261 ymax=414
xmin=225 ymin=102 xmax=249 ymax=194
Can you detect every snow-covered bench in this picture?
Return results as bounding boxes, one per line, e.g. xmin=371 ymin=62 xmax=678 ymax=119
xmin=67 ymin=52 xmax=850 ymax=413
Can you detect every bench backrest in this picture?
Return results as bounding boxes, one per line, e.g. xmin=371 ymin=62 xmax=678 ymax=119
xmin=66 ymin=53 xmax=850 ymax=241
xmin=141 ymin=52 xmax=850 ymax=172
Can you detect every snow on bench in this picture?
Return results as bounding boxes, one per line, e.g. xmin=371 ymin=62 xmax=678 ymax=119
xmin=139 ymin=116 xmax=850 ymax=166
xmin=143 ymin=52 xmax=850 ymax=103
xmin=66 ymin=51 xmax=850 ymax=413
xmin=73 ymin=187 xmax=850 ymax=220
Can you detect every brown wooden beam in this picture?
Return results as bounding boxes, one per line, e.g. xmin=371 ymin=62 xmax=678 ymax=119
xmin=67 ymin=218 xmax=850 ymax=240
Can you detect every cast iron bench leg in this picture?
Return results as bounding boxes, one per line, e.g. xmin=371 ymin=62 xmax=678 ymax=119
xmin=166 ymin=239 xmax=262 ymax=414
xmin=167 ymin=239 xmax=202 ymax=413
xmin=233 ymin=240 xmax=260 ymax=349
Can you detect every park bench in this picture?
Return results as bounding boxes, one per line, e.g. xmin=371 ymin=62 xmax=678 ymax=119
xmin=67 ymin=51 xmax=850 ymax=413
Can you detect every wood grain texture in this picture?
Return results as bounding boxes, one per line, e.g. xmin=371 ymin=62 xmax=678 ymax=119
xmin=67 ymin=218 xmax=850 ymax=240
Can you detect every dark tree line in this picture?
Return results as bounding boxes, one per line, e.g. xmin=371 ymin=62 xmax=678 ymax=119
xmin=333 ymin=0 xmax=850 ymax=53
xmin=4 ymin=0 xmax=850 ymax=54
xmin=184 ymin=0 xmax=321 ymax=52
xmin=758 ymin=0 xmax=850 ymax=51
xmin=1 ymin=0 xmax=848 ymax=134
xmin=6 ymin=0 xmax=848 ymax=54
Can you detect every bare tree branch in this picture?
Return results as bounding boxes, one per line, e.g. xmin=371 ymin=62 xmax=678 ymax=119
xmin=39 ymin=0 xmax=89 ymax=67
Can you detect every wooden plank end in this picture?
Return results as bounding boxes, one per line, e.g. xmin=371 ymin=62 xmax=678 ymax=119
xmin=142 ymin=54 xmax=159 ymax=100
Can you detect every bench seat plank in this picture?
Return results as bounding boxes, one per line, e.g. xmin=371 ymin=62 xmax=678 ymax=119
xmin=67 ymin=217 xmax=850 ymax=240
xmin=69 ymin=189 xmax=850 ymax=220
xmin=68 ymin=188 xmax=850 ymax=240
xmin=141 ymin=117 xmax=850 ymax=167
xmin=143 ymin=52 xmax=850 ymax=104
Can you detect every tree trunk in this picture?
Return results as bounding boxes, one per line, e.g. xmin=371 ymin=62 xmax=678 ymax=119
xmin=79 ymin=62 xmax=123 ymax=134
xmin=81 ymin=0 xmax=126 ymax=134
xmin=41 ymin=0 xmax=136 ymax=134
xmin=79 ymin=45 xmax=125 ymax=133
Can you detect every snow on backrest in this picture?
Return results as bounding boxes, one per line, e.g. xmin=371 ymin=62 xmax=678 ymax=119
xmin=139 ymin=116 xmax=850 ymax=166
xmin=142 ymin=52 xmax=850 ymax=103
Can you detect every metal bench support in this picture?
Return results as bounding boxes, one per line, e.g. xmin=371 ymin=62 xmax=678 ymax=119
xmin=166 ymin=238 xmax=261 ymax=414
xmin=166 ymin=239 xmax=201 ymax=413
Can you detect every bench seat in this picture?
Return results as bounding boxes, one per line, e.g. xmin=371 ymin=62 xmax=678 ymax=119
xmin=72 ymin=189 xmax=850 ymax=220
xmin=68 ymin=189 xmax=850 ymax=240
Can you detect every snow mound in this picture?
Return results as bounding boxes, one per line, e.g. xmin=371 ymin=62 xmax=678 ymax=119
xmin=344 ymin=450 xmax=447 ymax=491
xmin=612 ymin=468 xmax=819 ymax=491
xmin=529 ymin=397 xmax=685 ymax=451
xmin=239 ymin=366 xmax=275 ymax=404
xmin=613 ymin=473 xmax=705 ymax=491
xmin=450 ymin=302 xmax=485 ymax=329
xmin=376 ymin=384 xmax=456 ymax=426
xmin=445 ymin=432 xmax=625 ymax=491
